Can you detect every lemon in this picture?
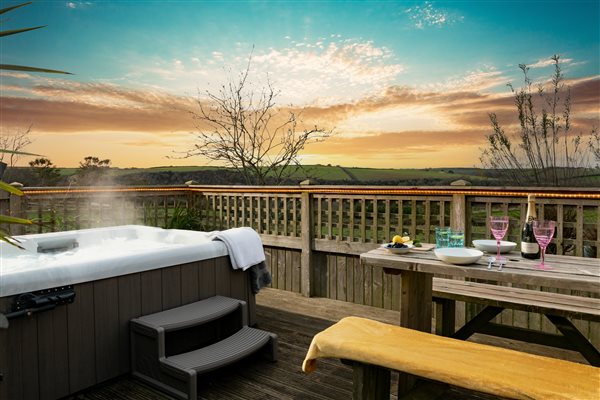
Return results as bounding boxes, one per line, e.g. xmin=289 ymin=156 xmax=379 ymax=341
xmin=392 ymin=235 xmax=412 ymax=244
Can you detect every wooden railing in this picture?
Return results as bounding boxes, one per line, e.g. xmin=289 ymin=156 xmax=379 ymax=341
xmin=5 ymin=184 xmax=599 ymax=256
xmin=5 ymin=185 xmax=599 ymax=268
xmin=3 ymin=186 xmax=194 ymax=233
xmin=3 ymin=184 xmax=599 ymax=346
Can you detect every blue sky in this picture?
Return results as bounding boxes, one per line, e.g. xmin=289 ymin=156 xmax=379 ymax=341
xmin=1 ymin=0 xmax=599 ymax=168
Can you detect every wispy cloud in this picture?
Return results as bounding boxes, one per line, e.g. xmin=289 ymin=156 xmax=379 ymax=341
xmin=66 ymin=1 xmax=92 ymax=9
xmin=22 ymin=80 xmax=193 ymax=110
xmin=252 ymin=38 xmax=404 ymax=104
xmin=421 ymin=67 xmax=507 ymax=93
xmin=0 ymin=71 xmax=34 ymax=80
xmin=116 ymin=37 xmax=403 ymax=105
xmin=529 ymin=56 xmax=574 ymax=68
xmin=405 ymin=2 xmax=464 ymax=29
xmin=121 ymin=55 xmax=213 ymax=91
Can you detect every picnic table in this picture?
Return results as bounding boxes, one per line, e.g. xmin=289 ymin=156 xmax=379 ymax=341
xmin=360 ymin=247 xmax=600 ymax=395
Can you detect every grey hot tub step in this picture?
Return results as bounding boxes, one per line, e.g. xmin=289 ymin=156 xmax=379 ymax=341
xmin=161 ymin=326 xmax=277 ymax=374
xmin=132 ymin=295 xmax=248 ymax=331
xmin=156 ymin=326 xmax=278 ymax=400
xmin=131 ymin=295 xmax=278 ymax=400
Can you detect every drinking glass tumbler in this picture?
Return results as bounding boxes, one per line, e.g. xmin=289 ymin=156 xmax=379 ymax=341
xmin=435 ymin=227 xmax=451 ymax=248
xmin=449 ymin=230 xmax=465 ymax=247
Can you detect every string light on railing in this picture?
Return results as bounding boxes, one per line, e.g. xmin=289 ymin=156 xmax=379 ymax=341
xmin=20 ymin=186 xmax=600 ymax=200
xmin=23 ymin=187 xmax=189 ymax=195
xmin=188 ymin=187 xmax=600 ymax=200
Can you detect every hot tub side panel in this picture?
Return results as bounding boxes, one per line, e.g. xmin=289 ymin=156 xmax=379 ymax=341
xmin=0 ymin=255 xmax=255 ymax=400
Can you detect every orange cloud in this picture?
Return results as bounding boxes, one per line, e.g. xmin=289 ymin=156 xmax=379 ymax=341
xmin=0 ymin=95 xmax=193 ymax=134
xmin=1 ymin=73 xmax=597 ymax=168
xmin=307 ymin=129 xmax=485 ymax=154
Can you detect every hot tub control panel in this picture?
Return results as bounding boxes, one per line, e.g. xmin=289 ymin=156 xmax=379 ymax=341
xmin=7 ymin=285 xmax=76 ymax=320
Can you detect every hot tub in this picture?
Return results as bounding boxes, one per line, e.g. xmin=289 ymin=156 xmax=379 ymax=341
xmin=0 ymin=225 xmax=257 ymax=400
xmin=0 ymin=225 xmax=231 ymax=297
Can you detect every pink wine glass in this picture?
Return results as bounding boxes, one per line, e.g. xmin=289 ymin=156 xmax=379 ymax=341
xmin=490 ymin=216 xmax=509 ymax=262
xmin=533 ymin=220 xmax=555 ymax=269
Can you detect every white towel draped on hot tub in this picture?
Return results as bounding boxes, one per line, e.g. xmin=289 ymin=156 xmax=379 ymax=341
xmin=209 ymin=227 xmax=266 ymax=270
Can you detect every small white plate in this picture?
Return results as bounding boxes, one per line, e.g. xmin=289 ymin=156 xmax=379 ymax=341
xmin=472 ymin=240 xmax=517 ymax=253
xmin=434 ymin=248 xmax=483 ymax=265
xmin=381 ymin=243 xmax=414 ymax=254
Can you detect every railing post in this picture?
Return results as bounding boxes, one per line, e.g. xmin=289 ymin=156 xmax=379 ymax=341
xmin=450 ymin=191 xmax=468 ymax=330
xmin=300 ymin=190 xmax=314 ymax=297
xmin=449 ymin=180 xmax=470 ymax=236
xmin=450 ymin=193 xmax=467 ymax=233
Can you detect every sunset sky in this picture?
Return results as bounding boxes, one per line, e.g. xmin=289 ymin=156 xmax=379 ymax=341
xmin=1 ymin=0 xmax=598 ymax=168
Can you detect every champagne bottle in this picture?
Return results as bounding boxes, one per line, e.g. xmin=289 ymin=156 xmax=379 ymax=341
xmin=521 ymin=194 xmax=540 ymax=259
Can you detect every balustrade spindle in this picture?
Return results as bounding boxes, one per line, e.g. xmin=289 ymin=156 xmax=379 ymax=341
xmin=369 ymin=199 xmax=375 ymax=243
xmin=384 ymin=199 xmax=391 ymax=241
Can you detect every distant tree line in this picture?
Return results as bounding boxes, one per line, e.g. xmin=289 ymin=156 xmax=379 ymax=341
xmin=5 ymin=155 xmax=112 ymax=186
xmin=5 ymin=164 xmax=499 ymax=187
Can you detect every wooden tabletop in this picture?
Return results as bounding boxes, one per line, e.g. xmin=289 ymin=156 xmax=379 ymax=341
xmin=361 ymin=247 xmax=600 ymax=293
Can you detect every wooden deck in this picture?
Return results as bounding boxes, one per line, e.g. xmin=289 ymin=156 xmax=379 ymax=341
xmin=67 ymin=288 xmax=587 ymax=400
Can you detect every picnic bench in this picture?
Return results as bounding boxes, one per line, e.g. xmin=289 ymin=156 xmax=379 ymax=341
xmin=432 ymin=277 xmax=600 ymax=366
xmin=302 ymin=316 xmax=600 ymax=400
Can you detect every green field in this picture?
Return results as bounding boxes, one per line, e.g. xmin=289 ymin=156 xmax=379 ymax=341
xmin=51 ymin=164 xmax=495 ymax=184
xmin=146 ymin=166 xmax=222 ymax=172
xmin=57 ymin=165 xmax=220 ymax=177
xmin=346 ymin=167 xmax=481 ymax=181
xmin=281 ymin=165 xmax=493 ymax=183
xmin=51 ymin=164 xmax=598 ymax=186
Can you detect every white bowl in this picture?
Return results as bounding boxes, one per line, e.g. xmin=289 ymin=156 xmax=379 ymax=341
xmin=381 ymin=243 xmax=414 ymax=254
xmin=472 ymin=240 xmax=517 ymax=253
xmin=434 ymin=248 xmax=483 ymax=265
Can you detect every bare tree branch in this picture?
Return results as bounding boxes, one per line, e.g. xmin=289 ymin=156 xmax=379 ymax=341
xmin=0 ymin=124 xmax=33 ymax=167
xmin=180 ymin=57 xmax=333 ymax=185
xmin=480 ymin=55 xmax=597 ymax=187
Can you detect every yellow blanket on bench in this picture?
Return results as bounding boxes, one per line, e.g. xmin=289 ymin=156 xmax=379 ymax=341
xmin=302 ymin=316 xmax=600 ymax=400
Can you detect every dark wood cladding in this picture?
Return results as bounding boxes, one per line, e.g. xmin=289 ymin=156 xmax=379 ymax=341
xmin=266 ymin=246 xmax=302 ymax=293
xmin=0 ymin=256 xmax=254 ymax=400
